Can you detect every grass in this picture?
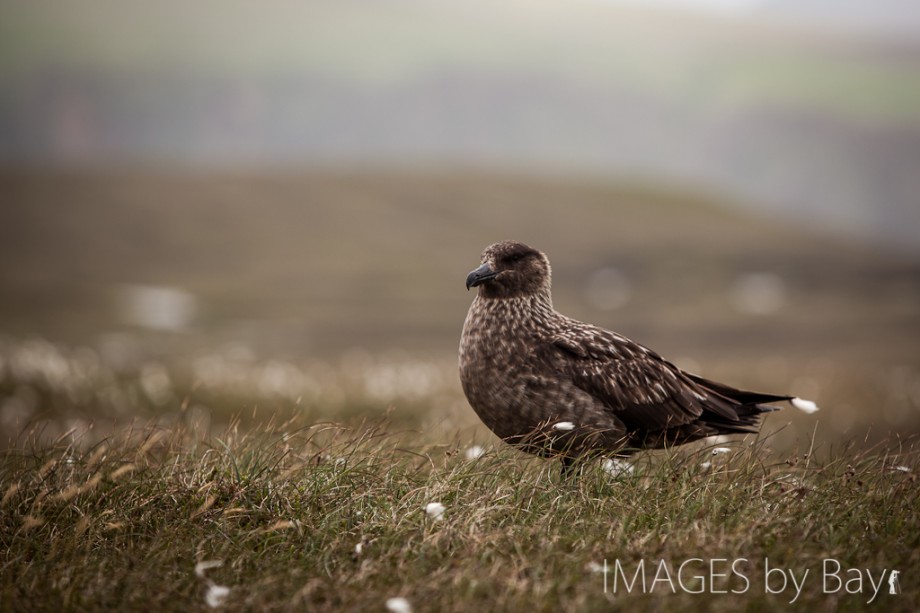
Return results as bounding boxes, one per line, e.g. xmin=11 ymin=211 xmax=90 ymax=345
xmin=2 ymin=415 xmax=918 ymax=611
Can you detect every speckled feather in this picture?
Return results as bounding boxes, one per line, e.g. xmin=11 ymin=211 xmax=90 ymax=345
xmin=459 ymin=240 xmax=791 ymax=459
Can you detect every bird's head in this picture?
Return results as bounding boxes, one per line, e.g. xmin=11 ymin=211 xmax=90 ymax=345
xmin=466 ymin=240 xmax=552 ymax=298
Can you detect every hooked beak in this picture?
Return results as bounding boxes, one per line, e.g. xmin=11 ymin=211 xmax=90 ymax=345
xmin=466 ymin=262 xmax=498 ymax=290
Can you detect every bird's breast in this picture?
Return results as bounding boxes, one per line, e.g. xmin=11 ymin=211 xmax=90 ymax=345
xmin=459 ymin=297 xmax=550 ymax=432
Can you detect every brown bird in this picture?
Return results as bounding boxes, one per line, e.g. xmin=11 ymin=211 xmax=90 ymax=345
xmin=459 ymin=240 xmax=800 ymax=474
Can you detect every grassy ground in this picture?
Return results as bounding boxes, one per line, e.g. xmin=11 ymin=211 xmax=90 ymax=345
xmin=1 ymin=416 xmax=917 ymax=611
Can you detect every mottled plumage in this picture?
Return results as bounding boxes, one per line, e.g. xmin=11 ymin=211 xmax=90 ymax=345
xmin=459 ymin=240 xmax=793 ymax=467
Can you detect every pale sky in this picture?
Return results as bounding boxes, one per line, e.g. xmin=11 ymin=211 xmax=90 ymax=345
xmin=592 ymin=0 xmax=763 ymax=13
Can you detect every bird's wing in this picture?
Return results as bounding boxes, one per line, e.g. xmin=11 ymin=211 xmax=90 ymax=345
xmin=540 ymin=324 xmax=741 ymax=432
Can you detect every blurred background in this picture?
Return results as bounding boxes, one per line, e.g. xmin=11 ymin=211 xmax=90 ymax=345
xmin=1 ymin=0 xmax=919 ymax=452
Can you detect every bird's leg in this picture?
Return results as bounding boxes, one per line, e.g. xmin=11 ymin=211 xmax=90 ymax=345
xmin=560 ymin=456 xmax=578 ymax=480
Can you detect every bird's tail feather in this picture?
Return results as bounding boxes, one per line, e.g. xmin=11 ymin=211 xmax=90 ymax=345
xmin=686 ymin=373 xmax=792 ymax=408
xmin=684 ymin=372 xmax=791 ymax=434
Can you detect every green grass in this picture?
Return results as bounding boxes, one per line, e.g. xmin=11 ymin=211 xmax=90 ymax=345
xmin=2 ymin=416 xmax=917 ymax=611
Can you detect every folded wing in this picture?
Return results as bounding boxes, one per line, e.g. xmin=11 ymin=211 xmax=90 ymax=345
xmin=541 ymin=324 xmax=788 ymax=438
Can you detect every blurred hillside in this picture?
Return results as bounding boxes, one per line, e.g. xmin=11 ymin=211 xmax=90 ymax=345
xmin=1 ymin=1 xmax=919 ymax=250
xmin=2 ymin=169 xmax=918 ymax=364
